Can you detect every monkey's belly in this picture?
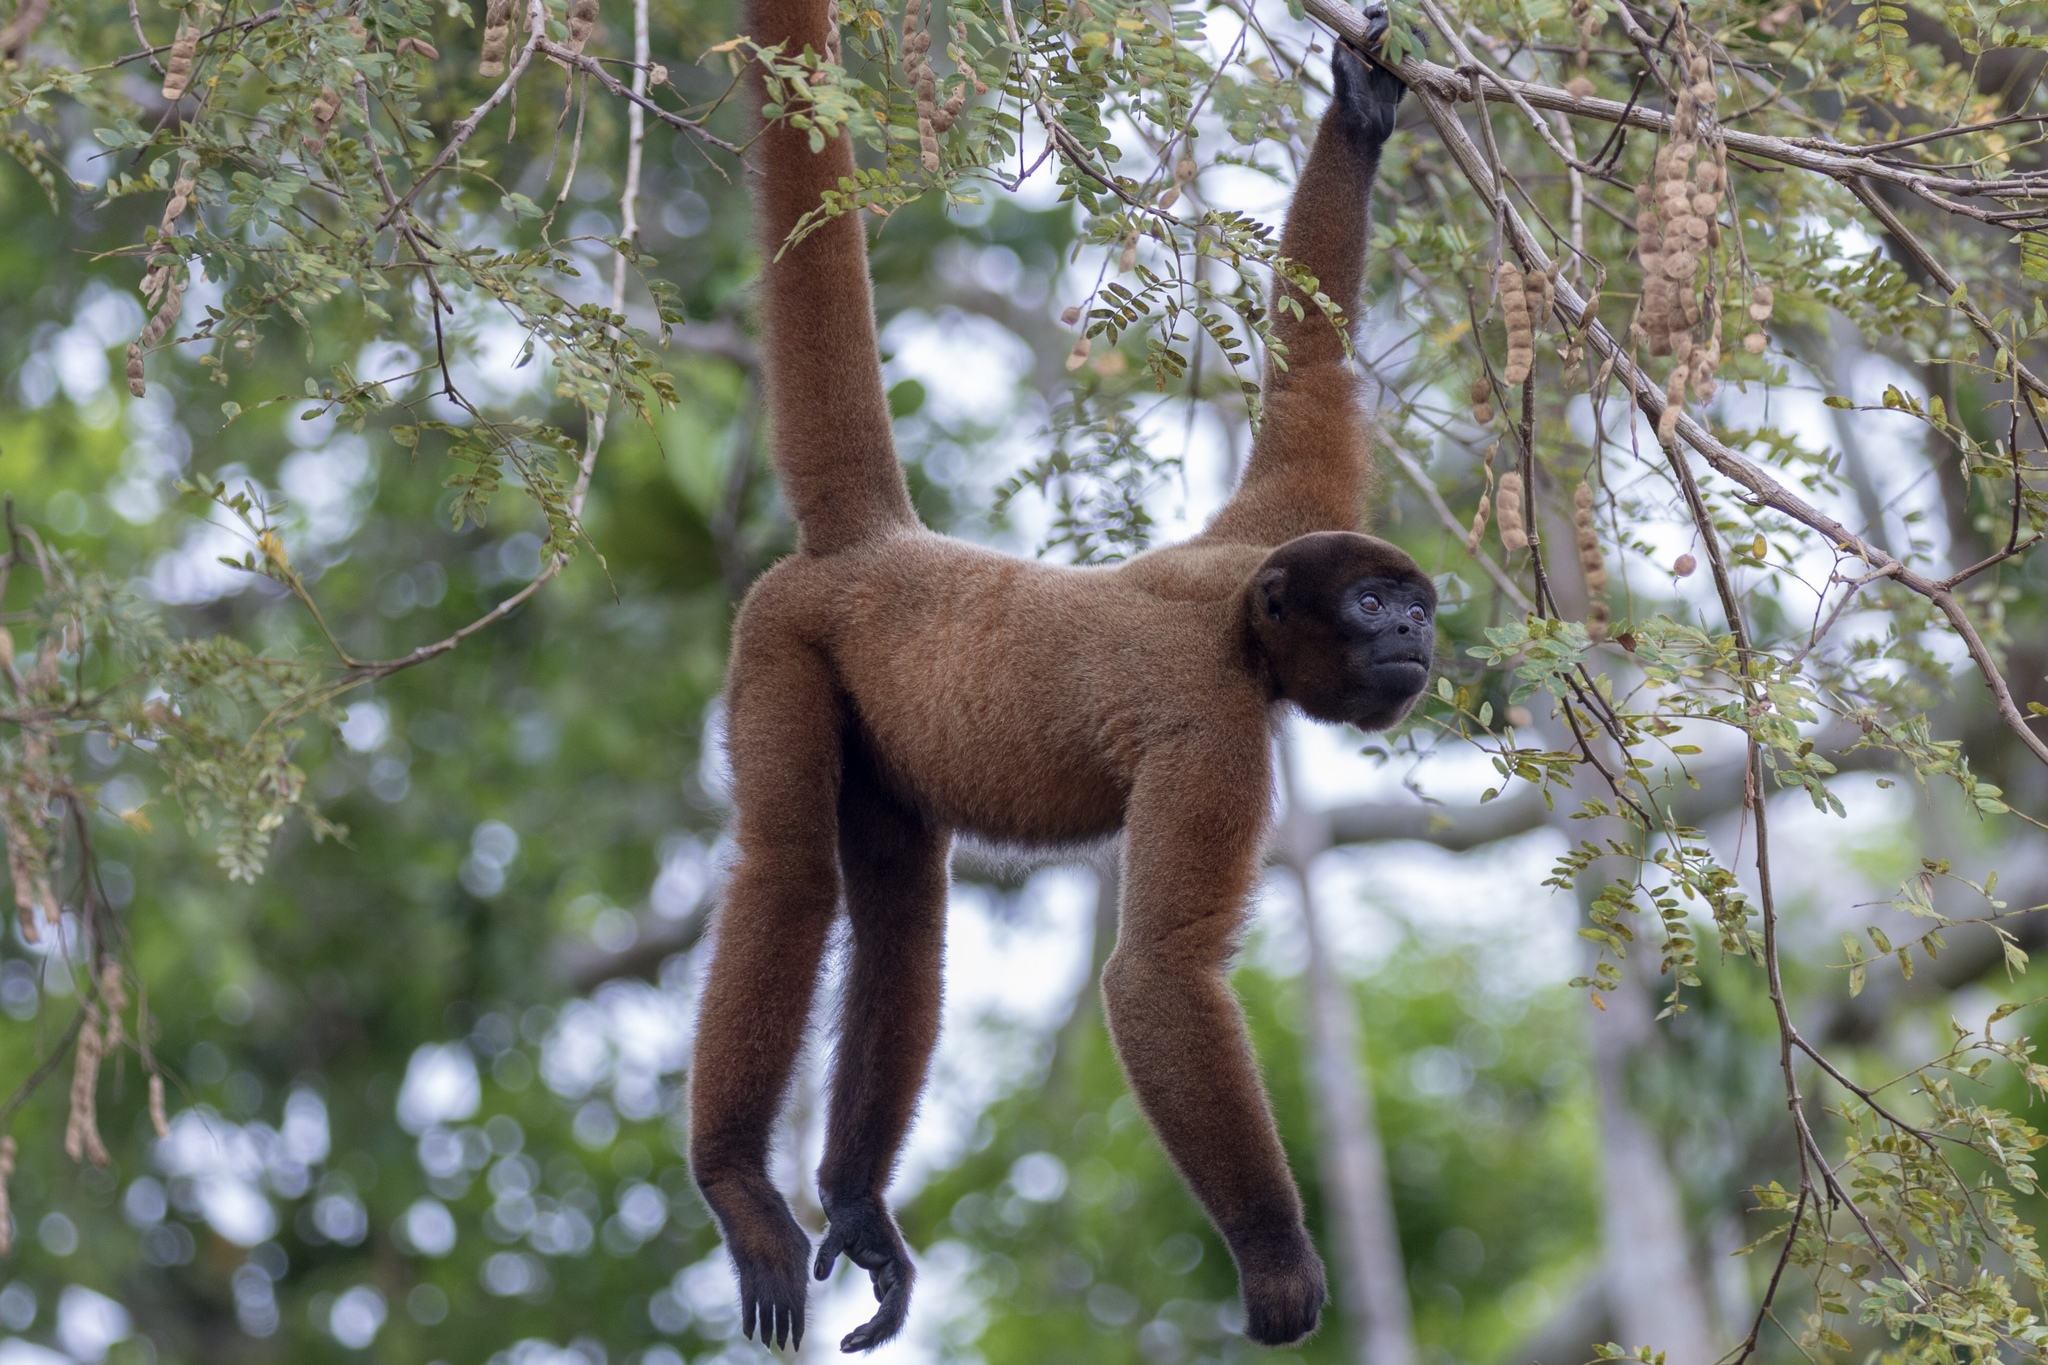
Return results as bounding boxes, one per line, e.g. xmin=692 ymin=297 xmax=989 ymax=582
xmin=847 ymin=687 xmax=1130 ymax=844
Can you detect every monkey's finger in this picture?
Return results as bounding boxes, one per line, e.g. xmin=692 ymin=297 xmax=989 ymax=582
xmin=792 ymin=1296 xmax=805 ymax=1351
xmin=741 ymin=1283 xmax=759 ymax=1342
xmin=814 ymin=1227 xmax=846 ymax=1280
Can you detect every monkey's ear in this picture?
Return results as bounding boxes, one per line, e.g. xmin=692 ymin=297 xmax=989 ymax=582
xmin=1257 ymin=567 xmax=1288 ymax=623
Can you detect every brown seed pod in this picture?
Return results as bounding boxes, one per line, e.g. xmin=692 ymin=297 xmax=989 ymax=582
xmin=162 ymin=20 xmax=199 ymax=100
xmin=1175 ymin=157 xmax=1196 ymax=184
xmin=66 ymin=1014 xmax=110 ymax=1168
xmin=1743 ymin=330 xmax=1767 ymax=354
xmin=1566 ymin=75 xmax=1594 ymax=99
xmin=1674 ymin=552 xmax=1697 ymax=577
xmin=1496 ymin=469 xmax=1528 ymax=551
xmin=1472 ymin=401 xmax=1494 ymax=425
xmin=1060 ymin=305 xmax=1081 ymax=325
xmin=1465 ymin=492 xmax=1492 ymax=555
xmin=1499 ymin=262 xmax=1533 ymax=385
xmin=1118 ymin=237 xmax=1138 ymax=272
xmin=148 ymin=1073 xmax=170 ymax=1140
xmin=480 ymin=0 xmax=512 ymax=75
xmin=1748 ymin=283 xmax=1774 ymax=322
xmin=1065 ymin=336 xmax=1092 ymax=371
xmin=566 ymin=0 xmax=598 ymax=52
xmin=307 ymin=85 xmax=342 ymax=146
xmin=1658 ymin=364 xmax=1688 ymax=441
xmin=1158 ymin=186 xmax=1180 ymax=211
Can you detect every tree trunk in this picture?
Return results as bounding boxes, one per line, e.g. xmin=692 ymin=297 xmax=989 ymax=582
xmin=1280 ymin=735 xmax=1416 ymax=1365
xmin=1584 ymin=948 xmax=1718 ymax=1364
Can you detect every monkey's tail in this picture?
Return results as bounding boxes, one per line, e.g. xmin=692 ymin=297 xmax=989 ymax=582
xmin=744 ymin=0 xmax=918 ymax=556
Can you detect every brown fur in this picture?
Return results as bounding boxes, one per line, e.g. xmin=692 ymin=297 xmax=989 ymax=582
xmin=689 ymin=3 xmax=1423 ymax=1352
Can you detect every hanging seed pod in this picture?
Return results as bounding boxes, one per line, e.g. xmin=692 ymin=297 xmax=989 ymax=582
xmin=1466 ymin=492 xmax=1492 ymax=555
xmin=0 ymin=1136 xmax=13 ymax=1255
xmin=1572 ymin=482 xmax=1605 ymax=589
xmin=1499 ymin=262 xmax=1534 ymax=385
xmin=479 ymin=0 xmax=512 ymax=75
xmin=1674 ymin=552 xmax=1697 ymax=576
xmin=1748 ymin=283 xmax=1774 ymax=322
xmin=1566 ymin=75 xmax=1594 ymax=99
xmin=1496 ymin=469 xmax=1528 ymax=551
xmin=162 ymin=19 xmax=200 ymax=100
xmin=1743 ymin=330 xmax=1767 ymax=354
xmin=1118 ymin=237 xmax=1138 ymax=272
xmin=307 ymin=85 xmax=342 ymax=146
xmin=1158 ymin=187 xmax=1180 ymax=211
xmin=1691 ymin=333 xmax=1720 ymax=402
xmin=148 ymin=1072 xmax=170 ymax=1139
xmin=1528 ymin=264 xmax=1557 ymax=335
xmin=1469 ymin=375 xmax=1493 ymax=425
xmin=1060 ymin=305 xmax=1081 ymax=325
xmin=1065 ymin=336 xmax=1092 ymax=371
xmin=65 ymin=1014 xmax=110 ymax=1168
xmin=1658 ymin=364 xmax=1688 ymax=441
xmin=566 ymin=0 xmax=598 ymax=53
xmin=101 ymin=964 xmax=128 ymax=1053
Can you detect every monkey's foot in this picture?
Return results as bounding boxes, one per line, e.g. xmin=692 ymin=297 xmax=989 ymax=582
xmin=703 ymin=1178 xmax=811 ymax=1351
xmin=1232 ymin=1229 xmax=1328 ymax=1346
xmin=815 ymin=1192 xmax=916 ymax=1352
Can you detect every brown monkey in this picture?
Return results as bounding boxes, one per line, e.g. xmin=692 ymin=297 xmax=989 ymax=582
xmin=688 ymin=0 xmax=1423 ymax=1352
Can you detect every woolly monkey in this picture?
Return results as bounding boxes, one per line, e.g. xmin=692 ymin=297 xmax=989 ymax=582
xmin=689 ymin=1 xmax=1424 ymax=1351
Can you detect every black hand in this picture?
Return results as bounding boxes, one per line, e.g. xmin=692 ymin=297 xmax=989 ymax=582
xmin=1333 ymin=3 xmax=1412 ymax=145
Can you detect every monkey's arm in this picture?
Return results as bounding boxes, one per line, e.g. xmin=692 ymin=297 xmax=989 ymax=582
xmin=1205 ymin=34 xmax=1406 ymax=547
xmin=748 ymin=0 xmax=918 ymax=556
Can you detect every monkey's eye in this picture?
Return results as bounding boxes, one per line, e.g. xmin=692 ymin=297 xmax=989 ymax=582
xmin=1359 ymin=593 xmax=1382 ymax=612
xmin=1407 ymin=603 xmax=1429 ymax=623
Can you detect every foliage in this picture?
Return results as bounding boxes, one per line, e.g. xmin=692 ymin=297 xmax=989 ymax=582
xmin=0 ymin=0 xmax=2046 ymax=1357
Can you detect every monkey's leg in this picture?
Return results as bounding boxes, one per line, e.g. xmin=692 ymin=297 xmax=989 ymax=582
xmin=689 ymin=639 xmax=846 ymax=1353
xmin=813 ymin=751 xmax=950 ymax=1353
xmin=1101 ymin=750 xmax=1327 ymax=1347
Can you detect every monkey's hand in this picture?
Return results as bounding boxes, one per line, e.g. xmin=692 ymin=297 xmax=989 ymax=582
xmin=1334 ymin=2 xmax=1413 ymax=145
xmin=814 ymin=1192 xmax=915 ymax=1352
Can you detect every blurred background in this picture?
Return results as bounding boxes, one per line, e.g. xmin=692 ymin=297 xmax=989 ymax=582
xmin=2 ymin=0 xmax=2046 ymax=1361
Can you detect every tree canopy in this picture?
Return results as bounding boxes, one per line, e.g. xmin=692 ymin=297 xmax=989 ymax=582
xmin=1 ymin=0 xmax=2046 ymax=1359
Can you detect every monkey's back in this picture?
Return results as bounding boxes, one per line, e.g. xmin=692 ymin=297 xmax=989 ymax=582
xmin=732 ymin=530 xmax=1276 ymax=844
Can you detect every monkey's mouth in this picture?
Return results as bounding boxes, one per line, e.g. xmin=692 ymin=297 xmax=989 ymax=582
xmin=1368 ymin=659 xmax=1431 ymax=695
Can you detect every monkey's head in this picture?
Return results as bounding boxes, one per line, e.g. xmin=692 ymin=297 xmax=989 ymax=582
xmin=1248 ymin=531 xmax=1437 ymax=730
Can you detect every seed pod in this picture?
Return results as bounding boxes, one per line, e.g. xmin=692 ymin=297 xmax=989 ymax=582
xmin=1658 ymin=364 xmax=1687 ymax=440
xmin=162 ymin=20 xmax=200 ymax=100
xmin=649 ymin=61 xmax=667 ymax=84
xmin=1472 ymin=401 xmax=1494 ymax=425
xmin=126 ymin=343 xmax=146 ymax=397
xmin=479 ymin=0 xmax=511 ymax=75
xmin=1175 ymin=157 xmax=1196 ymax=183
xmin=1674 ymin=553 xmax=1696 ymax=576
xmin=1496 ymin=469 xmax=1528 ymax=551
xmin=1748 ymin=283 xmax=1774 ymax=322
xmin=1499 ymin=262 xmax=1533 ymax=385
xmin=148 ymin=1073 xmax=170 ymax=1139
xmin=566 ymin=0 xmax=598 ymax=53
xmin=1566 ymin=75 xmax=1594 ymax=99
xmin=1118 ymin=237 xmax=1137 ymax=272
xmin=1465 ymin=492 xmax=1492 ymax=554
xmin=307 ymin=85 xmax=342 ymax=146
xmin=0 ymin=1136 xmax=13 ymax=1255
xmin=1060 ymin=305 xmax=1081 ymax=325
xmin=1159 ymin=186 xmax=1180 ymax=211
xmin=1743 ymin=330 xmax=1767 ymax=354
xmin=1065 ymin=336 xmax=1092 ymax=371
xmin=66 ymin=1014 xmax=110 ymax=1168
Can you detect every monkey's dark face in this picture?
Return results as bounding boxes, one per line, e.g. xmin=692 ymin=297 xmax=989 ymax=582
xmin=1249 ymin=531 xmax=1437 ymax=730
